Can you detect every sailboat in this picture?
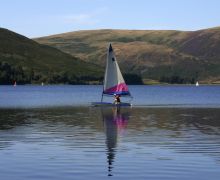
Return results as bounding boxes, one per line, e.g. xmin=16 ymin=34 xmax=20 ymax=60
xmin=92 ymin=43 xmax=132 ymax=107
xmin=196 ymin=81 xmax=199 ymax=86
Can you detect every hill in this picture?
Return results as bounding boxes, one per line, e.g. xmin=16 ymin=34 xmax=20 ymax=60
xmin=0 ymin=28 xmax=103 ymax=85
xmin=35 ymin=27 xmax=220 ymax=84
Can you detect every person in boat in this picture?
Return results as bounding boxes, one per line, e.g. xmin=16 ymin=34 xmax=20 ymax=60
xmin=114 ymin=94 xmax=121 ymax=104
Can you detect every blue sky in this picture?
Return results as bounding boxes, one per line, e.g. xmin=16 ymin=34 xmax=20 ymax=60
xmin=0 ymin=0 xmax=220 ymax=37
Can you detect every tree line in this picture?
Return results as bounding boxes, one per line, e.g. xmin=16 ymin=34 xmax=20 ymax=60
xmin=0 ymin=62 xmax=143 ymax=85
xmin=1 ymin=61 xmax=198 ymax=85
xmin=159 ymin=75 xmax=196 ymax=84
xmin=0 ymin=62 xmax=103 ymax=85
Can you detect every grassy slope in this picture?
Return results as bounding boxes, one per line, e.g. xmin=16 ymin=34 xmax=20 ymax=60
xmin=35 ymin=27 xmax=220 ymax=83
xmin=0 ymin=28 xmax=103 ymax=83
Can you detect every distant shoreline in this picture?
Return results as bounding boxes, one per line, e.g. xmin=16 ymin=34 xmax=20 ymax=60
xmin=1 ymin=83 xmax=219 ymax=86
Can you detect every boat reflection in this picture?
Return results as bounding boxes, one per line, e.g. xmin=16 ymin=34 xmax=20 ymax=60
xmin=102 ymin=107 xmax=130 ymax=176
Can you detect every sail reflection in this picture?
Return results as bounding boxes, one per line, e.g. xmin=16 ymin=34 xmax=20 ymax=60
xmin=102 ymin=107 xmax=130 ymax=176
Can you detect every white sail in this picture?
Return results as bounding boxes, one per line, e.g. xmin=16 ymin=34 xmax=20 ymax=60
xmin=103 ymin=44 xmax=130 ymax=96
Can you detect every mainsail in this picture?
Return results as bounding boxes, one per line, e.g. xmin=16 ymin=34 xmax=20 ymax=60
xmin=103 ymin=44 xmax=131 ymax=96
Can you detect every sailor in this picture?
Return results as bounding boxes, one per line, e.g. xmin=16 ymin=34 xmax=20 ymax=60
xmin=114 ymin=94 xmax=121 ymax=104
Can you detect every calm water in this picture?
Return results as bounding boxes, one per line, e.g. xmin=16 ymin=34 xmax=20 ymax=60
xmin=0 ymin=85 xmax=220 ymax=179
xmin=0 ymin=85 xmax=220 ymax=108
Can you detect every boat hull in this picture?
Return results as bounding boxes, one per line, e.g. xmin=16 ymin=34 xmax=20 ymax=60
xmin=91 ymin=102 xmax=132 ymax=107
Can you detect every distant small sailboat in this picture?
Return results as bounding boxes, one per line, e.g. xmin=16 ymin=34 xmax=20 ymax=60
xmin=196 ymin=81 xmax=199 ymax=86
xmin=92 ymin=43 xmax=132 ymax=107
xmin=41 ymin=82 xmax=44 ymax=86
xmin=13 ymin=81 xmax=17 ymax=87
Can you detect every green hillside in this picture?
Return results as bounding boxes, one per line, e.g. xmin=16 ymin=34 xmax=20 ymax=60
xmin=35 ymin=27 xmax=220 ymax=84
xmin=0 ymin=28 xmax=103 ymax=85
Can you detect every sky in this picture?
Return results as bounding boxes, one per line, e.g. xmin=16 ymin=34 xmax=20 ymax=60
xmin=0 ymin=0 xmax=220 ymax=38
